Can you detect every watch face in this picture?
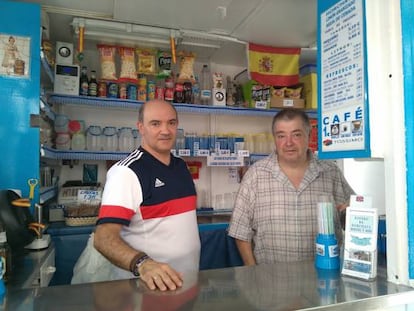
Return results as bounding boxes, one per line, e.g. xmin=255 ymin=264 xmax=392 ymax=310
xmin=59 ymin=46 xmax=71 ymax=58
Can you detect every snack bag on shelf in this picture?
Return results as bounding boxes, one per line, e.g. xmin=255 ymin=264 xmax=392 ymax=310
xmin=156 ymin=50 xmax=172 ymax=79
xmin=285 ymin=85 xmax=303 ymax=99
xmin=118 ymin=46 xmax=138 ymax=83
xmin=271 ymin=86 xmax=286 ymax=99
xmin=177 ymin=51 xmax=195 ymax=83
xmin=97 ymin=44 xmax=117 ymax=81
xmin=136 ymin=48 xmax=156 ymax=75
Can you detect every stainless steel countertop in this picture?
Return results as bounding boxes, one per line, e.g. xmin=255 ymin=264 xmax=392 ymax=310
xmin=2 ymin=260 xmax=413 ymax=311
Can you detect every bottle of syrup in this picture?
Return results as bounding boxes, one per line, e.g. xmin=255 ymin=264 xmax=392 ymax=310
xmin=79 ymin=66 xmax=89 ymax=96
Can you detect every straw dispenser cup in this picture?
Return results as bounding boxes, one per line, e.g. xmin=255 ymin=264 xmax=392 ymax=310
xmin=315 ymin=196 xmax=340 ymax=270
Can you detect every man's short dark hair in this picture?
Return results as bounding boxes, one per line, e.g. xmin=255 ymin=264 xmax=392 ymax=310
xmin=272 ymin=108 xmax=311 ymax=136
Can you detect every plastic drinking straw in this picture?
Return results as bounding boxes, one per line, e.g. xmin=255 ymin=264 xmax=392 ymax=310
xmin=318 ymin=200 xmax=334 ymax=235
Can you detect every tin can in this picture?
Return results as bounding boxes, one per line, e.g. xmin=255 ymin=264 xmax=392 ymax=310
xmin=138 ymin=74 xmax=147 ymax=87
xmin=138 ymin=85 xmax=147 ymax=101
xmin=98 ymin=81 xmax=107 ymax=97
xmin=127 ymin=84 xmax=137 ymax=100
xmin=147 ymin=80 xmax=155 ymax=100
xmin=155 ymin=86 xmax=165 ymax=100
xmin=107 ymin=82 xmax=118 ymax=98
xmin=119 ymin=83 xmax=127 ymax=99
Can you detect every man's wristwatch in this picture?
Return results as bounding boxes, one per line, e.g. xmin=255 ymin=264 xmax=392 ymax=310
xmin=131 ymin=253 xmax=150 ymax=277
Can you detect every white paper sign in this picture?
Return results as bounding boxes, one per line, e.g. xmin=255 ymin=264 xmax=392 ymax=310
xmin=207 ymin=155 xmax=244 ymax=167
xmin=77 ymin=189 xmax=102 ymax=203
xmin=342 ymin=195 xmax=378 ymax=280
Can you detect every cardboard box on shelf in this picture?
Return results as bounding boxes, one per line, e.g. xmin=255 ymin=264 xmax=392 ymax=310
xmin=270 ymin=97 xmax=305 ymax=109
xmin=300 ymin=73 xmax=317 ymax=109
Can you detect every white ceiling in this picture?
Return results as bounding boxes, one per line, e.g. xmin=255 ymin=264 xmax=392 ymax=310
xmin=16 ymin=0 xmax=317 ymax=66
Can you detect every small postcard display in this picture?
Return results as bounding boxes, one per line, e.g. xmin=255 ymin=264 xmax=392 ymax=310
xmin=342 ymin=195 xmax=378 ymax=280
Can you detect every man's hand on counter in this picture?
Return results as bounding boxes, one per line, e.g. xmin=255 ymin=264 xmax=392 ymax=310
xmin=139 ymin=259 xmax=184 ymax=291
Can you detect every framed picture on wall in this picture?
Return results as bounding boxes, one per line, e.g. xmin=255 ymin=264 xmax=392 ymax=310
xmin=0 ymin=33 xmax=30 ymax=78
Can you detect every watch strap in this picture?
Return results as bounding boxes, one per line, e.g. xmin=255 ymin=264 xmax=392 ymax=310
xmin=131 ymin=254 xmax=150 ymax=277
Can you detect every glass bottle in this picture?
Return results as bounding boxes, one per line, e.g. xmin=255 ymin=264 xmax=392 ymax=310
xmin=226 ymin=76 xmax=236 ymax=106
xmin=183 ymin=81 xmax=192 ymax=104
xmin=79 ymin=66 xmax=89 ymax=96
xmin=175 ymin=128 xmax=185 ymax=151
xmin=174 ymin=82 xmax=184 ymax=103
xmin=199 ymin=65 xmax=212 ymax=105
xmin=191 ymin=76 xmax=200 ymax=105
xmin=88 ymin=70 xmax=98 ymax=97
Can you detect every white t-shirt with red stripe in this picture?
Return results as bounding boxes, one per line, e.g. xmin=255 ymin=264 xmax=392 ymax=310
xmin=97 ymin=148 xmax=200 ymax=279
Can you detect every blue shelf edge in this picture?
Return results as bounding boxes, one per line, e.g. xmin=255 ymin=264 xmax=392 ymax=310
xmin=47 ymin=93 xmax=318 ymax=118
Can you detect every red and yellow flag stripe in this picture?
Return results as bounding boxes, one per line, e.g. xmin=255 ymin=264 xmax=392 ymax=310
xmin=248 ymin=43 xmax=301 ymax=86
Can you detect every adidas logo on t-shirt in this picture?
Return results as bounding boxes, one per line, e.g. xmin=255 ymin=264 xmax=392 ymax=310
xmin=154 ymin=178 xmax=165 ymax=187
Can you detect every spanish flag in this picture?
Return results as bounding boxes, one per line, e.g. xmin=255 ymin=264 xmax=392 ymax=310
xmin=248 ymin=43 xmax=301 ymax=86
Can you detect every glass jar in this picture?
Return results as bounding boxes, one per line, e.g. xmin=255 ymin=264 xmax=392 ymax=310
xmin=86 ymin=125 xmax=102 ymax=151
xmin=56 ymin=132 xmax=71 ymax=150
xmin=118 ymin=127 xmax=134 ymax=152
xmin=103 ymin=126 xmax=118 ymax=151
xmin=54 ymin=114 xmax=69 ymax=133
xmin=132 ymin=129 xmax=141 ymax=149
xmin=71 ymin=132 xmax=86 ymax=150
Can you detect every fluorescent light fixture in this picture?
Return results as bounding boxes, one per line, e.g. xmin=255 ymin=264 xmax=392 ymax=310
xmin=84 ymin=30 xmax=171 ymax=46
xmin=180 ymin=29 xmax=246 ymax=45
xmin=73 ymin=17 xmax=175 ymax=38
xmin=72 ymin=17 xmax=244 ymax=49
xmin=179 ymin=41 xmax=221 ymax=49
xmin=43 ymin=6 xmax=112 ymax=20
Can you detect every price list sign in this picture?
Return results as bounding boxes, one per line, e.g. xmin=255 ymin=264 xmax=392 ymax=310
xmin=318 ymin=0 xmax=370 ymax=158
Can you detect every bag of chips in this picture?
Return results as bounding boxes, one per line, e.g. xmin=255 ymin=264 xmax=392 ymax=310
xmin=285 ymin=86 xmax=302 ymax=99
xmin=136 ymin=48 xmax=156 ymax=75
xmin=271 ymin=86 xmax=286 ymax=99
xmin=156 ymin=50 xmax=172 ymax=79
xmin=177 ymin=51 xmax=195 ymax=83
xmin=118 ymin=46 xmax=138 ymax=83
xmin=97 ymin=44 xmax=117 ymax=81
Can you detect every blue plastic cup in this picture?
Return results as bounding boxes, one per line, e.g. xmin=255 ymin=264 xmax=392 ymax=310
xmin=315 ymin=233 xmax=340 ymax=270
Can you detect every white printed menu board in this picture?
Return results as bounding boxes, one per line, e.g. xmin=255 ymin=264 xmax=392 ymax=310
xmin=317 ymin=0 xmax=370 ymax=159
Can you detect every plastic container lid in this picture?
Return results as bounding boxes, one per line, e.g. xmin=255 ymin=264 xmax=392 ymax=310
xmin=299 ymin=64 xmax=317 ymax=76
xmin=54 ymin=114 xmax=69 ymax=133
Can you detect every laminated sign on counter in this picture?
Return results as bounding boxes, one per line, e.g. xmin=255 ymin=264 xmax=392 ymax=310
xmin=342 ymin=195 xmax=378 ymax=280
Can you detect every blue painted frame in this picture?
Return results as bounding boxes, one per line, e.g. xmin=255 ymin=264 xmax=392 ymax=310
xmin=0 ymin=1 xmax=40 ymax=206
xmin=400 ymin=0 xmax=414 ymax=279
xmin=317 ymin=0 xmax=371 ymax=159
